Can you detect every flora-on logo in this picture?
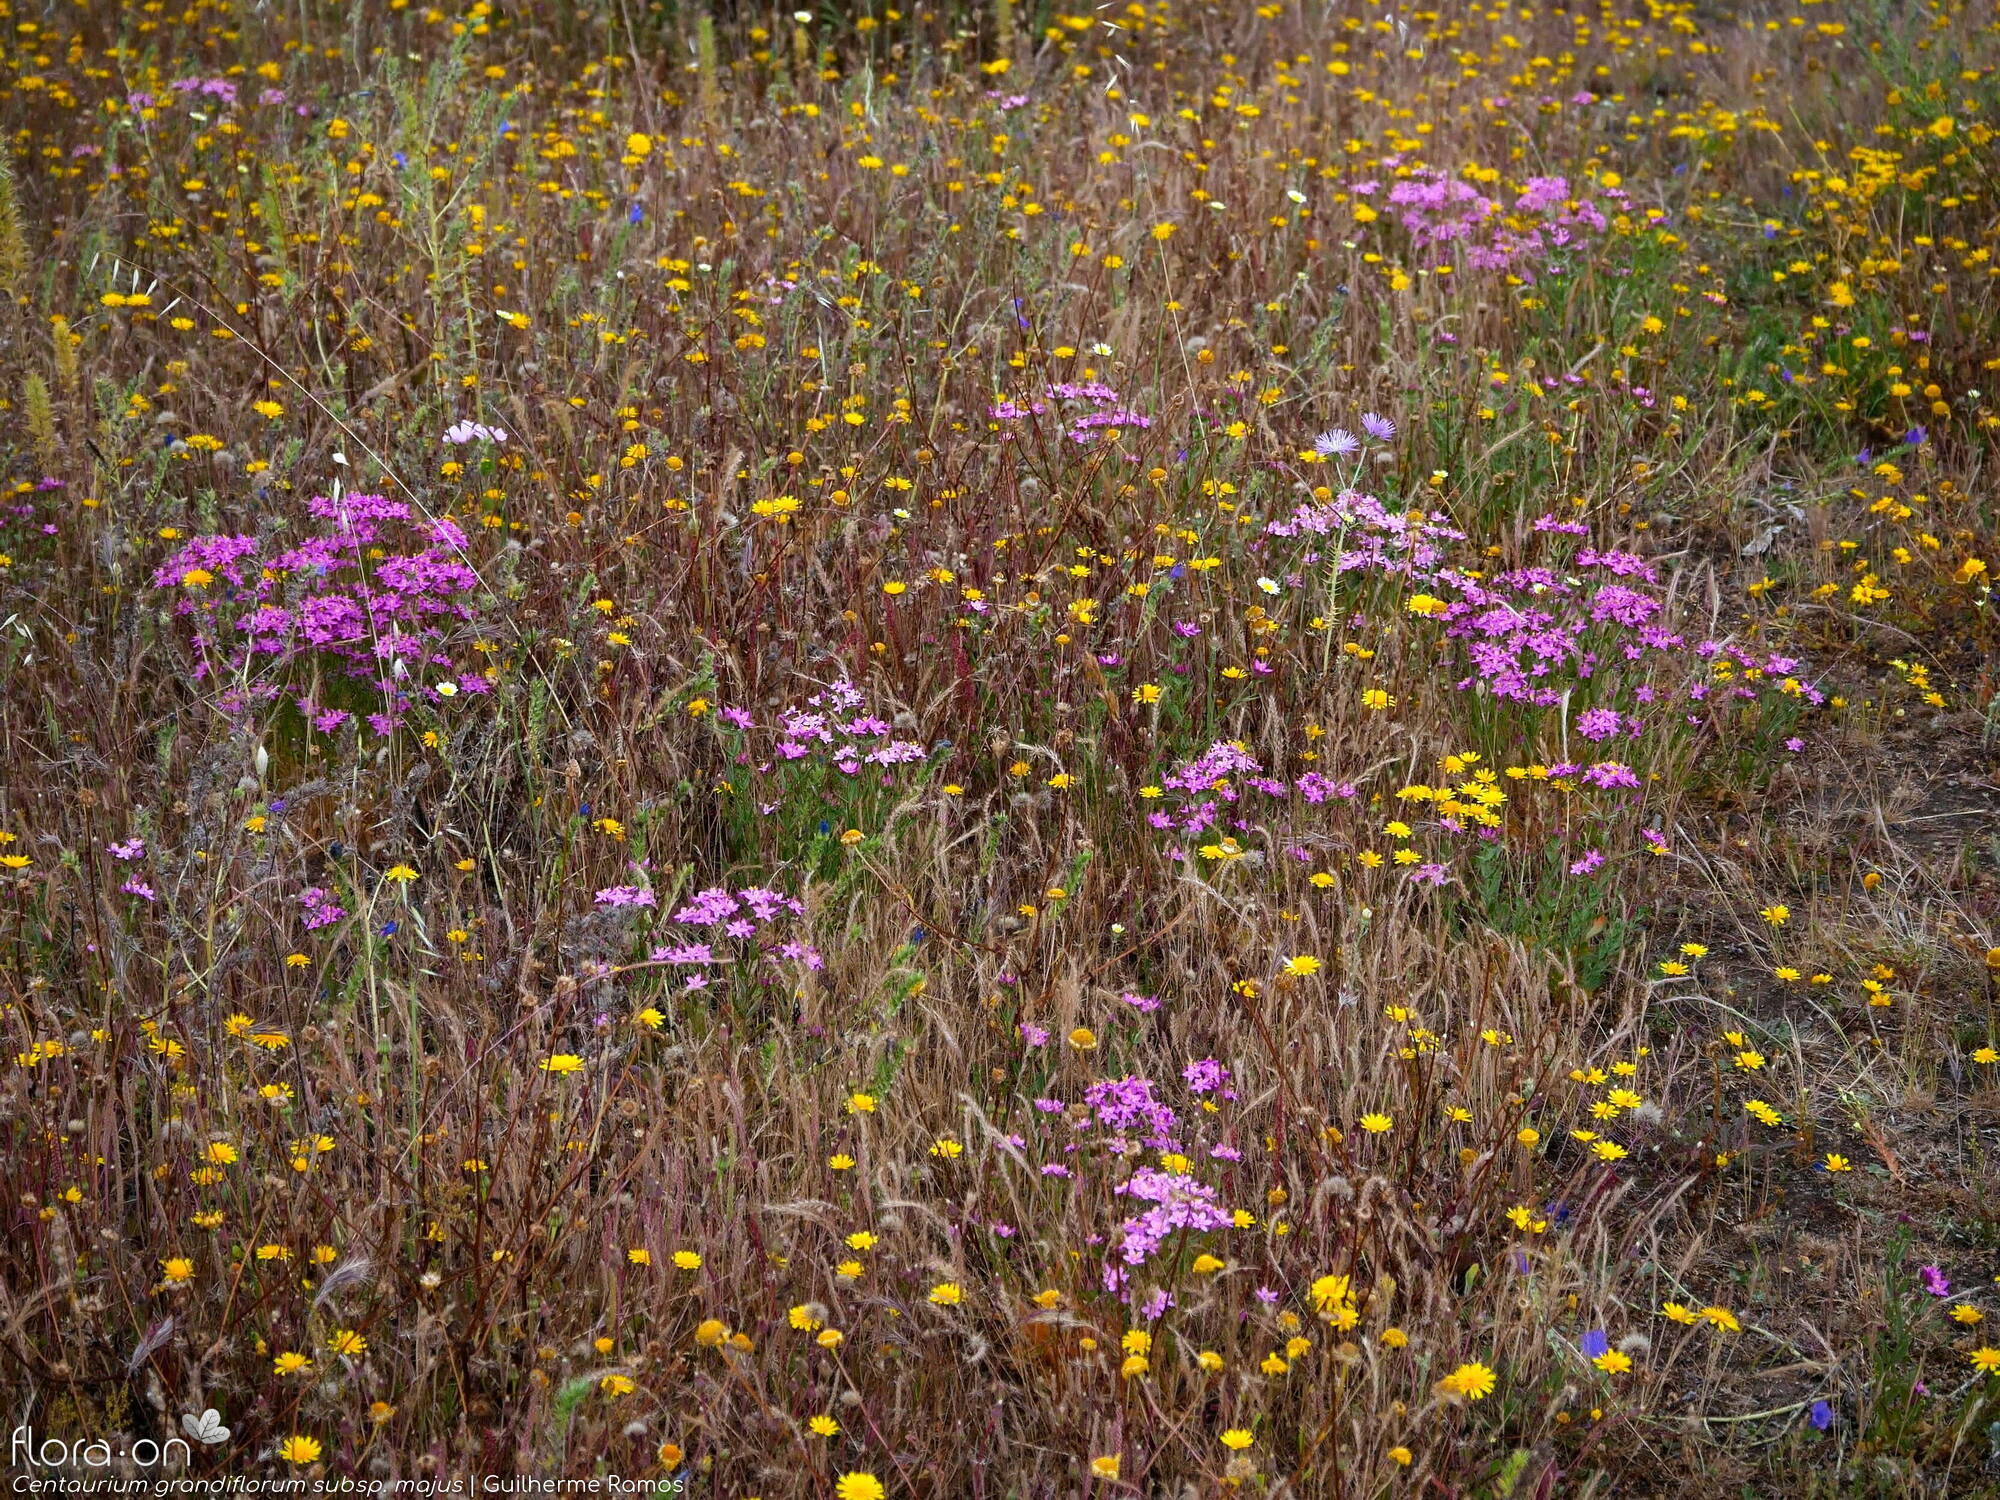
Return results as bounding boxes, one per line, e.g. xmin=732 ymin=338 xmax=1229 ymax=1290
xmin=11 ymin=1424 xmax=194 ymax=1470
xmin=181 ymin=1408 xmax=231 ymax=1445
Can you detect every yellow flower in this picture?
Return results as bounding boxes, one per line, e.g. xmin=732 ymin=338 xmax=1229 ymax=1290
xmin=1089 ymin=1454 xmax=1120 ymax=1479
xmin=1192 ymin=1254 xmax=1225 ymax=1274
xmin=327 ymin=1328 xmax=366 ymax=1357
xmin=1592 ymin=1349 xmax=1633 ymax=1375
xmin=273 ymin=1350 xmax=312 ymax=1375
xmin=627 ymin=1248 xmax=651 ymax=1266
xmin=1953 ymin=1305 xmax=1984 ymax=1325
xmin=278 ymin=1435 xmax=321 ymax=1465
xmin=541 ymin=1054 xmax=584 ymax=1075
xmin=672 ymin=1250 xmax=702 ymax=1270
xmin=160 ymin=1257 xmax=194 ymax=1285
xmin=1971 ymin=1347 xmax=2000 ymax=1373
xmin=383 ymin=864 xmax=418 ymax=883
xmin=1824 ymin=1154 xmax=1851 ymax=1172
xmin=1441 ymin=1361 xmax=1497 ymax=1400
xmin=600 ymin=1374 xmax=636 ymax=1396
xmin=847 ymin=1092 xmax=876 ymax=1114
xmin=1388 ymin=1445 xmax=1413 ymax=1466
xmin=1068 ymin=1027 xmax=1097 ymax=1050
xmin=1699 ymin=1306 xmax=1741 ymax=1332
xmin=1758 ymin=904 xmax=1789 ymax=926
xmin=1283 ymin=954 xmax=1321 ymax=977
xmin=1359 ymin=1113 xmax=1392 ymax=1134
xmin=626 ymin=132 xmax=653 ymax=157
xmin=835 ymin=1475 xmax=886 ymax=1500
xmin=810 ymin=1415 xmax=840 ymax=1437
xmin=1150 ymin=222 xmax=1177 ymax=241
xmin=1220 ymin=1428 xmax=1253 ymax=1450
xmin=927 ymin=1281 xmax=963 ymax=1306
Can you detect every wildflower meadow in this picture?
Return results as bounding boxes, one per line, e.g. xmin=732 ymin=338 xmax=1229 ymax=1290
xmin=4 ymin=0 xmax=2000 ymax=1493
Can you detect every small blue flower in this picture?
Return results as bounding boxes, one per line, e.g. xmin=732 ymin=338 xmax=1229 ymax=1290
xmin=1579 ymin=1329 xmax=1610 ymax=1360
xmin=1810 ymin=1399 xmax=1834 ymax=1431
xmin=379 ymin=920 xmax=399 ymax=938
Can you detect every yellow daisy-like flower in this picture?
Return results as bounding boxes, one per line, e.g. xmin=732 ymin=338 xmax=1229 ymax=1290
xmin=1441 ymin=1361 xmax=1497 ymax=1400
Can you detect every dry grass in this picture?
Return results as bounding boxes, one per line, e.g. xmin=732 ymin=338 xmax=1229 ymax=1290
xmin=2 ymin=0 xmax=2000 ymax=1494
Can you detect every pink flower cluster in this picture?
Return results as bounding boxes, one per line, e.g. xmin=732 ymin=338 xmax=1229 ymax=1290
xmin=989 ymin=380 xmax=1151 ymax=445
xmin=1360 ymin=170 xmax=1614 ymax=280
xmin=153 ymin=494 xmax=490 ymax=733
xmin=646 ymin=885 xmax=821 ymax=980
xmin=724 ymin=680 xmax=928 ymax=781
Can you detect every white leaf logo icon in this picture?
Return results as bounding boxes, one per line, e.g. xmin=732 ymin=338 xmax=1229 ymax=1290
xmin=181 ymin=1408 xmax=230 ymax=1445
